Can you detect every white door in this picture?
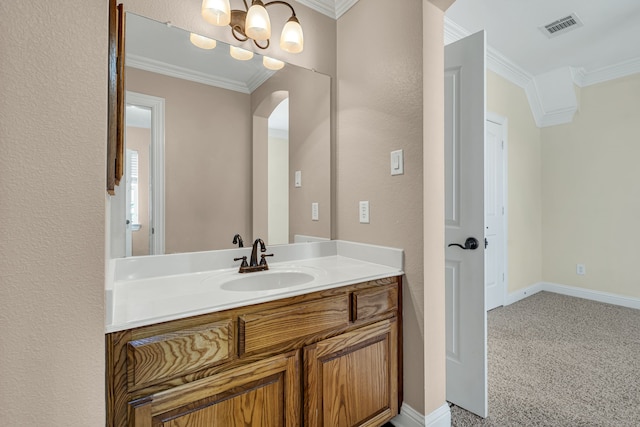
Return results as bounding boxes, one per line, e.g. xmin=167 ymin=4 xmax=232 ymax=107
xmin=485 ymin=118 xmax=506 ymax=311
xmin=125 ymin=149 xmax=134 ymax=257
xmin=444 ymin=30 xmax=487 ymax=418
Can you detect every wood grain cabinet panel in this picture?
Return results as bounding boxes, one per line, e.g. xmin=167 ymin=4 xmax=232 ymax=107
xmin=351 ymin=284 xmax=398 ymax=322
xmin=304 ymin=319 xmax=398 ymax=427
xmin=239 ymin=294 xmax=350 ymax=355
xmin=127 ymin=319 xmax=233 ymax=390
xmin=128 ymin=350 xmax=301 ymax=427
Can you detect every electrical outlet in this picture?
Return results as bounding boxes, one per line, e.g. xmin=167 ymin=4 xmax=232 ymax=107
xmin=311 ymin=202 xmax=319 ymax=221
xmin=576 ymin=264 xmax=586 ymax=275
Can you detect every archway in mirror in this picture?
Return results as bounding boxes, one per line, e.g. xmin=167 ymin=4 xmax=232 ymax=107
xmin=253 ymin=90 xmax=289 ymax=246
xmin=268 ymin=98 xmax=290 ymax=245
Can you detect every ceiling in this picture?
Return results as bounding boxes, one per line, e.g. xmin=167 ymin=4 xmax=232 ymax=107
xmin=126 ymin=13 xmax=275 ymax=94
xmin=302 ymin=0 xmax=640 ymax=86
xmin=445 ymin=0 xmax=640 ymax=82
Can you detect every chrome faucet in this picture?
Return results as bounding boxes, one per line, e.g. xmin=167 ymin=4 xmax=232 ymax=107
xmin=234 ymin=238 xmax=273 ymax=273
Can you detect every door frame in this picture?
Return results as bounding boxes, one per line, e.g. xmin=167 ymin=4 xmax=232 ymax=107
xmin=486 ymin=112 xmax=509 ymax=308
xmin=126 ymin=91 xmax=165 ymax=255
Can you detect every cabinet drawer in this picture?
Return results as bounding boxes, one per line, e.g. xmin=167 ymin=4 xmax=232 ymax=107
xmin=351 ymin=284 xmax=398 ymax=322
xmin=127 ymin=319 xmax=234 ymax=390
xmin=239 ymin=295 xmax=350 ymax=355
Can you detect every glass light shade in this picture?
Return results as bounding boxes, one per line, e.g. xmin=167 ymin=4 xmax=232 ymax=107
xmin=230 ymin=45 xmax=254 ymax=61
xmin=189 ymin=33 xmax=217 ymax=50
xmin=263 ymin=56 xmax=285 ymax=71
xmin=201 ymin=0 xmax=231 ymax=26
xmin=280 ymin=17 xmax=304 ymax=53
xmin=245 ymin=2 xmax=271 ymax=41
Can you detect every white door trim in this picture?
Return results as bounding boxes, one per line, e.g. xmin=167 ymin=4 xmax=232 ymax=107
xmin=486 ymin=112 xmax=508 ymax=308
xmin=126 ymin=91 xmax=165 ymax=255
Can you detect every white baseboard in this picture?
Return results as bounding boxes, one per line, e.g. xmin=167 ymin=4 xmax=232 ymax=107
xmin=390 ymin=403 xmax=424 ymax=427
xmin=505 ymin=282 xmax=543 ymax=305
xmin=425 ymin=403 xmax=452 ymax=427
xmin=506 ymin=282 xmax=640 ymax=310
xmin=390 ymin=402 xmax=451 ymax=427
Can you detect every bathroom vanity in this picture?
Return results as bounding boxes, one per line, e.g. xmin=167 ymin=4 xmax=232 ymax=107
xmin=105 ymin=241 xmax=403 ymax=426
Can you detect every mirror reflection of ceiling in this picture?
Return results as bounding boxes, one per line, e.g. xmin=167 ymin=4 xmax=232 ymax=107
xmin=126 ymin=13 xmax=275 ymax=94
xmin=125 ymin=105 xmax=151 ymax=129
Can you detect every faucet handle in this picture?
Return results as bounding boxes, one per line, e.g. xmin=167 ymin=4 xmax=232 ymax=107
xmin=259 ymin=253 xmax=274 ymax=266
xmin=234 ymin=256 xmax=248 ymax=268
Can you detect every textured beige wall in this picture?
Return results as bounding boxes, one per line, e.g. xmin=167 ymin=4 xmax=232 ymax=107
xmin=252 ymin=67 xmax=332 ymax=244
xmin=126 ymin=68 xmax=252 ymax=253
xmin=126 ymin=127 xmax=151 ymax=256
xmin=541 ymin=73 xmax=640 ymax=298
xmin=486 ymin=71 xmax=543 ymax=292
xmin=0 ymin=1 xmax=106 ymax=425
xmin=423 ymin=1 xmax=448 ymax=415
xmin=336 ymin=0 xmax=427 ymax=413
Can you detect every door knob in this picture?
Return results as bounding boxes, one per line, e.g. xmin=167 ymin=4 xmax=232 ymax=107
xmin=448 ymin=237 xmax=480 ymax=250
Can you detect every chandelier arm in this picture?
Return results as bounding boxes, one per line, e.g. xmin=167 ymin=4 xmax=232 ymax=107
xmin=231 ymin=25 xmax=250 ymax=42
xmin=253 ymin=38 xmax=270 ymax=50
xmin=240 ymin=0 xmax=249 ymax=11
xmin=264 ymin=0 xmax=296 ymax=16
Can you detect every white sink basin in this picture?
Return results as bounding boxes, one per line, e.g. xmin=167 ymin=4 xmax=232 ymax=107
xmin=220 ymin=270 xmax=316 ymax=292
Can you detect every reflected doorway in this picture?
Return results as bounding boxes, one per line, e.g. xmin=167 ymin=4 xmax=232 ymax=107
xmin=268 ymin=98 xmax=289 ymax=245
xmin=125 ymin=106 xmax=151 ymax=256
xmin=124 ymin=91 xmax=165 ymax=256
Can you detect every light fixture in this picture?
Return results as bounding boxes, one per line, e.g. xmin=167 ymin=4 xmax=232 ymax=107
xmin=201 ymin=0 xmax=304 ymax=54
xmin=229 ymin=45 xmax=254 ymax=60
xmin=262 ymin=56 xmax=284 ymax=70
xmin=201 ymin=0 xmax=231 ymax=26
xmin=189 ymin=33 xmax=217 ymax=49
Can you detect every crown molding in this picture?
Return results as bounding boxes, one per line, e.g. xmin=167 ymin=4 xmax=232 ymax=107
xmin=126 ymin=54 xmax=273 ymax=94
xmin=335 ymin=0 xmax=360 ymax=18
xmin=444 ymin=17 xmax=640 ymax=128
xmin=575 ymin=57 xmax=640 ymax=87
xmin=294 ymin=0 xmax=359 ymax=19
xmin=444 ymin=16 xmax=469 ymax=45
xmin=295 ymin=0 xmax=336 ymax=18
xmin=444 ymin=17 xmax=532 ymax=89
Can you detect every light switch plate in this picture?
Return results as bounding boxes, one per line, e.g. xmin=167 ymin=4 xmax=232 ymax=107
xmin=311 ymin=202 xmax=319 ymax=221
xmin=295 ymin=171 xmax=302 ymax=187
xmin=359 ymin=201 xmax=370 ymax=224
xmin=391 ymin=149 xmax=404 ymax=176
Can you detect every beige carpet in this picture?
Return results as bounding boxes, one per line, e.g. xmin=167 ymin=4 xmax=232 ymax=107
xmin=451 ymin=291 xmax=640 ymax=426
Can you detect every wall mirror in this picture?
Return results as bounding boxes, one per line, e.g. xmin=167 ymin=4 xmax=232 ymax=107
xmin=110 ymin=12 xmax=331 ymax=257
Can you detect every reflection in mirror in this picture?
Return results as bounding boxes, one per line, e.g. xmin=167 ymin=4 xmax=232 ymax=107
xmin=113 ymin=13 xmax=331 ymax=257
xmin=125 ymin=105 xmax=151 ymax=256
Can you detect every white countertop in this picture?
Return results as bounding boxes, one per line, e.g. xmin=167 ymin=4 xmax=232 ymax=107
xmin=106 ymin=241 xmax=403 ymax=333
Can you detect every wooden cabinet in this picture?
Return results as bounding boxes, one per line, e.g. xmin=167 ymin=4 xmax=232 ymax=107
xmin=128 ymin=351 xmax=300 ymax=427
xmin=305 ymin=320 xmax=398 ymax=427
xmin=106 ymin=277 xmax=401 ymax=427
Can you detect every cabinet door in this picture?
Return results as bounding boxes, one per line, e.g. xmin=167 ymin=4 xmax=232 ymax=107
xmin=128 ymin=351 xmax=300 ymax=427
xmin=304 ymin=320 xmax=398 ymax=427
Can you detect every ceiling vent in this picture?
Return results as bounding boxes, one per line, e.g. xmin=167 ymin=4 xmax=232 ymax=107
xmin=540 ymin=14 xmax=584 ymax=38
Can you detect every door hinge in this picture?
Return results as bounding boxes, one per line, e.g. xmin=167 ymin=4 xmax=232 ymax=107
xmin=152 ymin=227 xmax=155 ymax=234
xmin=502 ymin=206 xmax=505 ymax=215
xmin=501 ymin=140 xmax=504 ymax=149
